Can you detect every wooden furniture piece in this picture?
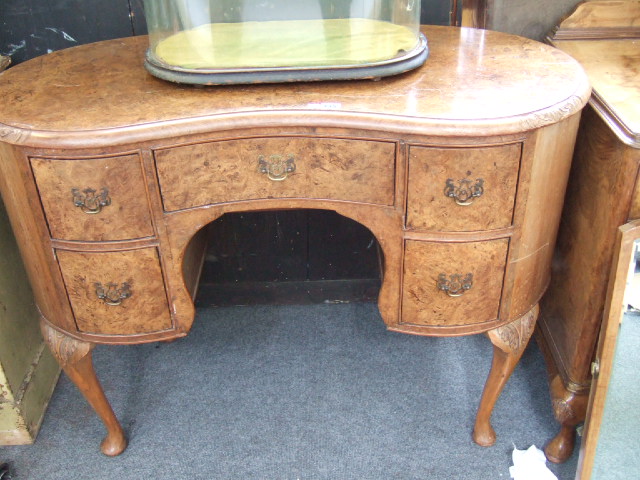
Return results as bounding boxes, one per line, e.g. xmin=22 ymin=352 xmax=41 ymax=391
xmin=540 ymin=0 xmax=640 ymax=464
xmin=575 ymin=220 xmax=640 ymax=480
xmin=0 ymin=53 xmax=60 ymax=447
xmin=0 ymin=26 xmax=589 ymax=456
xmin=459 ymin=0 xmax=487 ymax=28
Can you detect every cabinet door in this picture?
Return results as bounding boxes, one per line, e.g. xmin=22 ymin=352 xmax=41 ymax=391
xmin=31 ymin=154 xmax=154 ymax=241
xmin=401 ymin=238 xmax=509 ymax=328
xmin=576 ymin=221 xmax=640 ymax=480
xmin=406 ymin=144 xmax=521 ymax=232
xmin=56 ymin=247 xmax=172 ymax=335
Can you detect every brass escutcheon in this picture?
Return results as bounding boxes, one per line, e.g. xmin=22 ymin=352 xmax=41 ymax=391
xmin=437 ymin=273 xmax=473 ymax=297
xmin=258 ymin=154 xmax=296 ymax=181
xmin=95 ymin=282 xmax=131 ymax=306
xmin=444 ymin=178 xmax=484 ymax=206
xmin=72 ymin=187 xmax=111 ymax=214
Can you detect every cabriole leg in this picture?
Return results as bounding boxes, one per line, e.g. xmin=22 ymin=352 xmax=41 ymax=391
xmin=544 ymin=375 xmax=588 ymax=463
xmin=472 ymin=305 xmax=538 ymax=446
xmin=40 ymin=319 xmax=127 ymax=456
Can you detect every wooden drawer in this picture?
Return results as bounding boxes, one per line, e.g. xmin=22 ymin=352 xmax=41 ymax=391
xmin=30 ymin=154 xmax=154 ymax=241
xmin=406 ymin=144 xmax=521 ymax=232
xmin=56 ymin=248 xmax=172 ymax=335
xmin=154 ymin=136 xmax=396 ymax=211
xmin=401 ymin=238 xmax=509 ymax=327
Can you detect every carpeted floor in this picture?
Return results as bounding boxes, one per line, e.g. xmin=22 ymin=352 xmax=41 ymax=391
xmin=1 ymin=303 xmax=579 ymax=479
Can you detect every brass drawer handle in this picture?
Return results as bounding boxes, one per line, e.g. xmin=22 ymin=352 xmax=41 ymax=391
xmin=258 ymin=154 xmax=296 ymax=181
xmin=437 ymin=273 xmax=473 ymax=297
xmin=95 ymin=282 xmax=131 ymax=306
xmin=444 ymin=178 xmax=484 ymax=206
xmin=72 ymin=187 xmax=111 ymax=214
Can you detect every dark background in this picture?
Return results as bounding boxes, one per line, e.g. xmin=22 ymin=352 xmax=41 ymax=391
xmin=0 ymin=1 xmax=454 ymax=65
xmin=0 ymin=1 xmax=458 ymax=306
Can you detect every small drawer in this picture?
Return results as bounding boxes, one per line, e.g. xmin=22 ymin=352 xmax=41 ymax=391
xmin=406 ymin=144 xmax=521 ymax=232
xmin=154 ymin=136 xmax=396 ymax=211
xmin=31 ymin=154 xmax=154 ymax=241
xmin=401 ymin=238 xmax=509 ymax=327
xmin=56 ymin=247 xmax=172 ymax=335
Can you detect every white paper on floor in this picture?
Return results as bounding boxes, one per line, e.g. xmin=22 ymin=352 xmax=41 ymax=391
xmin=509 ymin=445 xmax=557 ymax=480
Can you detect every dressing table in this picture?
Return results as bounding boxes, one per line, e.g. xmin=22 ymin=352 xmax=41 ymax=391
xmin=0 ymin=26 xmax=589 ymax=455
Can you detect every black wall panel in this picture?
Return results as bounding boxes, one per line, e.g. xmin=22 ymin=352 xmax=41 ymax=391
xmin=0 ymin=0 xmax=147 ymax=65
xmin=2 ymin=1 xmax=452 ymax=65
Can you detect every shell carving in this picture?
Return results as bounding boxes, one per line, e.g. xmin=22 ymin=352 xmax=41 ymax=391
xmin=40 ymin=321 xmax=93 ymax=367
xmin=488 ymin=305 xmax=538 ymax=354
xmin=521 ymin=95 xmax=584 ymax=131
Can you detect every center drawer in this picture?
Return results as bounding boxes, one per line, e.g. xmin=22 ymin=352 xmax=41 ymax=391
xmin=154 ymin=136 xmax=396 ymax=211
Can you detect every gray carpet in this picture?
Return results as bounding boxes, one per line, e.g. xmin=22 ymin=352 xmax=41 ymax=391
xmin=1 ymin=303 xmax=579 ymax=479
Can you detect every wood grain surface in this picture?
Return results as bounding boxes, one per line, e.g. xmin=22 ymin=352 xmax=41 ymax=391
xmin=155 ymin=136 xmax=396 ymax=211
xmin=30 ymin=154 xmax=155 ymax=241
xmin=552 ymin=38 xmax=640 ymax=144
xmin=0 ymin=26 xmax=589 ymax=148
xmin=0 ymin=25 xmax=591 ymax=455
xmin=56 ymin=247 xmax=172 ymax=335
xmin=539 ymin=1 xmax=640 ymax=462
xmin=553 ymin=0 xmax=640 ymax=31
xmin=540 ymin=106 xmax=639 ymax=384
xmin=406 ymin=143 xmax=521 ymax=231
xmin=401 ymin=238 xmax=509 ymax=327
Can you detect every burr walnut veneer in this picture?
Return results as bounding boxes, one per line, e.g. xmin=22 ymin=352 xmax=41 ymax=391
xmin=0 ymin=26 xmax=589 ymax=456
xmin=540 ymin=1 xmax=640 ymax=464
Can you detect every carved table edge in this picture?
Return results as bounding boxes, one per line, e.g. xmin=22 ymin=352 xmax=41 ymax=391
xmin=38 ymin=314 xmax=186 ymax=346
xmin=0 ymin=90 xmax=590 ymax=150
xmin=589 ymin=92 xmax=640 ymax=148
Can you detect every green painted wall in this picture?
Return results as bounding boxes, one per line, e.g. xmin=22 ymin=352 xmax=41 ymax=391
xmin=0 ymin=198 xmax=60 ymax=444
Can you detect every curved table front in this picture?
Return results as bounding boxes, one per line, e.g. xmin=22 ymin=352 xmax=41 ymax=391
xmin=0 ymin=26 xmax=590 ymax=456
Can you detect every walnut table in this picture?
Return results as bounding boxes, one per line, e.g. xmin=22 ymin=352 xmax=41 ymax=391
xmin=0 ymin=26 xmax=589 ymax=456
